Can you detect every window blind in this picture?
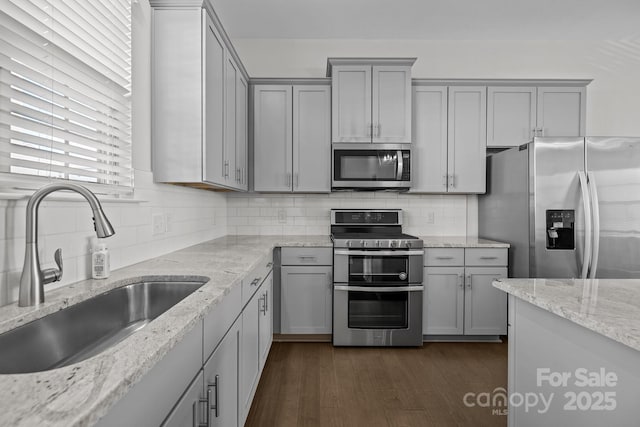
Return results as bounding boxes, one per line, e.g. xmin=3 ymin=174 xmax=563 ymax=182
xmin=0 ymin=0 xmax=133 ymax=192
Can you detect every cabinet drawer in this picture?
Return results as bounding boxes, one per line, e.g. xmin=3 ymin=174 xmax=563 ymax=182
xmin=281 ymin=247 xmax=333 ymax=266
xmin=242 ymin=254 xmax=273 ymax=307
xmin=424 ymin=248 xmax=464 ymax=266
xmin=465 ymin=248 xmax=508 ymax=266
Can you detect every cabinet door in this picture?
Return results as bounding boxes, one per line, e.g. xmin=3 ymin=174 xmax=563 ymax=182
xmin=236 ymin=75 xmax=248 ymax=190
xmin=487 ymin=87 xmax=536 ymax=147
xmin=372 ymin=65 xmax=412 ymax=143
xmin=258 ymin=272 xmax=273 ymax=371
xmin=224 ymin=54 xmax=238 ymax=187
xmin=203 ymin=318 xmax=240 ymax=427
xmin=423 ymin=267 xmax=465 ymax=335
xmin=537 ymin=86 xmax=586 ymax=137
xmin=161 ymin=372 xmax=204 ymax=427
xmin=447 ymin=86 xmax=487 ymax=193
xmin=411 ymin=86 xmax=448 ymax=192
xmin=253 ymin=85 xmax=293 ymax=191
xmin=203 ymin=13 xmax=225 ymax=185
xmin=240 ymin=292 xmax=260 ymax=424
xmin=331 ymin=65 xmax=372 ymax=143
xmin=463 ymin=267 xmax=507 ymax=335
xmin=281 ymin=266 xmax=333 ymax=334
xmin=293 ymin=85 xmax=331 ymax=192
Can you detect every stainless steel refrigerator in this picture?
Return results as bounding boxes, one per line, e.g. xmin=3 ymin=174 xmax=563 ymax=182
xmin=478 ymin=137 xmax=640 ymax=279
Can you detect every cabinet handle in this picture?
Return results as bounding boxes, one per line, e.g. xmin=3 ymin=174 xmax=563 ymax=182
xmin=260 ymin=294 xmax=267 ymax=314
xmin=286 ymin=172 xmax=292 ymax=187
xmin=442 ymin=175 xmax=448 ymax=188
xmin=266 ymin=262 xmax=273 ymax=268
xmin=207 ymin=374 xmax=219 ymax=419
xmin=480 ymin=256 xmax=498 ymax=260
xmin=197 ymin=394 xmax=209 ymax=427
xmin=466 ymin=274 xmax=472 ymax=289
xmin=366 ymin=122 xmax=372 ymax=138
xmin=458 ymin=273 xmax=464 ymax=288
xmin=436 ymin=256 xmax=453 ymax=260
xmin=298 ymin=255 xmax=317 ymax=262
xmin=265 ymin=290 xmax=268 ymax=313
xmin=448 ymin=174 xmax=455 ymax=189
xmin=376 ymin=123 xmax=381 ymax=137
xmin=241 ymin=167 xmax=245 ymax=185
xmin=294 ymin=172 xmax=299 ymax=189
xmin=251 ymin=277 xmax=262 ymax=286
xmin=224 ymin=161 xmax=229 ymax=178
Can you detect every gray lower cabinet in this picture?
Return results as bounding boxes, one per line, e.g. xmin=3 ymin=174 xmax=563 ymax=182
xmin=161 ymin=372 xmax=205 ymax=427
xmin=281 ymin=266 xmax=333 ymax=334
xmin=97 ymin=260 xmax=272 ymax=427
xmin=240 ymin=270 xmax=273 ymax=426
xmin=203 ymin=318 xmax=241 ymax=427
xmin=423 ymin=248 xmax=508 ymax=336
xmin=280 ymin=247 xmax=333 ymax=335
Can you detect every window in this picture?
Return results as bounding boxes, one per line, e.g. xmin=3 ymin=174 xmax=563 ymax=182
xmin=0 ymin=0 xmax=133 ymax=194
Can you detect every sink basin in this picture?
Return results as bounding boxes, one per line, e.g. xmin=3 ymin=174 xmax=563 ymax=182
xmin=0 ymin=279 xmax=206 ymax=374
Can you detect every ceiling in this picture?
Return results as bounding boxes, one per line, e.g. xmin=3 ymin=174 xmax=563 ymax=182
xmin=211 ymin=0 xmax=640 ymax=40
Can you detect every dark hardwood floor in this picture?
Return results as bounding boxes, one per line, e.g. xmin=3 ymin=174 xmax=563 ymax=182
xmin=246 ymin=341 xmax=508 ymax=427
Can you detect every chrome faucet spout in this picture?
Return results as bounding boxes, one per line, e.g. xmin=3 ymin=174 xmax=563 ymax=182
xmin=18 ymin=182 xmax=115 ymax=307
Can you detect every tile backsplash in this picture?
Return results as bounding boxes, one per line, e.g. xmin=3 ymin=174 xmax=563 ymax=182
xmin=228 ymin=192 xmax=475 ymax=237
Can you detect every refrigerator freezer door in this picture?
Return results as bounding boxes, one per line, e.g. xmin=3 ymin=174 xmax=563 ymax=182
xmin=586 ymin=137 xmax=640 ymax=278
xmin=532 ymin=138 xmax=586 ymax=278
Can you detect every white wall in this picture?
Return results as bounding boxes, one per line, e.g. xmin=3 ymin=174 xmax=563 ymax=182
xmin=0 ymin=1 xmax=227 ymax=307
xmin=232 ymin=38 xmax=640 ymax=135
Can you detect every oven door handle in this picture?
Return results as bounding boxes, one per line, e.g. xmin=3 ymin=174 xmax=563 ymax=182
xmin=333 ymin=250 xmax=424 ymax=256
xmin=334 ymin=285 xmax=424 ymax=293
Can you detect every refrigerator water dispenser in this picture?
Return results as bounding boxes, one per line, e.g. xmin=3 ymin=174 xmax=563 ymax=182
xmin=546 ymin=210 xmax=575 ymax=250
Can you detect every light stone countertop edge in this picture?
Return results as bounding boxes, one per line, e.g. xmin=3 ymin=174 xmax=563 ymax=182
xmin=493 ymin=278 xmax=640 ymax=353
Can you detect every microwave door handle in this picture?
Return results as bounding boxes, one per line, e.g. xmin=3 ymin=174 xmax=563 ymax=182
xmin=396 ymin=150 xmax=403 ymax=180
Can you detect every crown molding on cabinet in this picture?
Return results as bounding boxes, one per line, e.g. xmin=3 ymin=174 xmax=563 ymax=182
xmin=249 ymin=78 xmax=331 ymax=86
xmin=412 ymin=78 xmax=592 ymax=87
xmin=149 ymin=0 xmax=250 ymax=81
xmin=326 ymin=57 xmax=417 ymax=77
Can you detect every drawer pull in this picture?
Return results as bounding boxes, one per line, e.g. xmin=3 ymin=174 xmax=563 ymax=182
xmin=435 ymin=256 xmax=454 ymax=260
xmin=479 ymin=256 xmax=499 ymax=260
xmin=251 ymin=277 xmax=262 ymax=286
xmin=298 ymin=256 xmax=317 ymax=261
xmin=266 ymin=262 xmax=273 ymax=268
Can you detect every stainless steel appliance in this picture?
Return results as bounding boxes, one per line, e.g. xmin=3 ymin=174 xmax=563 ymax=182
xmin=332 ymin=144 xmax=411 ymax=190
xmin=479 ymin=137 xmax=640 ymax=279
xmin=331 ymin=209 xmax=424 ymax=346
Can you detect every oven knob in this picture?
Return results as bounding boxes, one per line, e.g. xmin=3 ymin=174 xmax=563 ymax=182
xmin=399 ymin=272 xmax=407 ymax=280
xmin=359 ymin=240 xmax=365 ymax=248
xmin=390 ymin=240 xmax=398 ymax=248
xmin=404 ymin=241 xmax=411 ymax=248
xmin=346 ymin=240 xmax=352 ymax=248
xmin=375 ymin=240 xmax=381 ymax=248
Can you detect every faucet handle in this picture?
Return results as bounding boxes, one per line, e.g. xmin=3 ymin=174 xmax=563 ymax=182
xmin=42 ymin=248 xmax=63 ymax=284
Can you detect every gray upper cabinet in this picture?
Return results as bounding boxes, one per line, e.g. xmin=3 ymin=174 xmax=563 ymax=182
xmin=411 ymin=85 xmax=486 ymax=193
xmin=536 ymin=86 xmax=586 ymax=138
xmin=487 ymin=85 xmax=587 ymax=148
xmin=253 ymin=83 xmax=331 ymax=193
xmin=293 ymin=86 xmax=331 ymax=192
xmin=150 ymin=4 xmax=248 ymax=191
xmin=253 ymin=85 xmax=293 ymax=192
xmin=411 ymin=86 xmax=448 ymax=193
xmin=329 ymin=59 xmax=414 ymax=143
xmin=236 ymin=75 xmax=249 ymax=190
xmin=331 ymin=65 xmax=372 ymax=143
xmin=447 ymin=86 xmax=487 ymax=193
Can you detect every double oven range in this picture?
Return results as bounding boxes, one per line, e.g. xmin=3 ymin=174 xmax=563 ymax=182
xmin=331 ymin=209 xmax=424 ymax=346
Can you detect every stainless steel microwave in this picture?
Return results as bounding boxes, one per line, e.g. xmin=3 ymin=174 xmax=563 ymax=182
xmin=332 ymin=144 xmax=411 ymax=190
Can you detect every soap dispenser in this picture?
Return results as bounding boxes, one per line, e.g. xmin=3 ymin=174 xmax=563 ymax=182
xmin=91 ymin=240 xmax=110 ymax=279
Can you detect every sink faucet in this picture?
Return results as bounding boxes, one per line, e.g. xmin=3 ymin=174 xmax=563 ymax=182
xmin=18 ymin=183 xmax=116 ymax=307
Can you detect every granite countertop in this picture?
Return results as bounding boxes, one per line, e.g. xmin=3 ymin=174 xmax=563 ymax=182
xmin=419 ymin=236 xmax=510 ymax=248
xmin=494 ymin=278 xmax=640 ymax=352
xmin=0 ymin=235 xmax=331 ymax=427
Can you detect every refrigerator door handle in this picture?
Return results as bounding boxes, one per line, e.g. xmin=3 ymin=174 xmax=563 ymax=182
xmin=578 ymin=171 xmax=592 ymax=279
xmin=587 ymin=171 xmax=601 ymax=278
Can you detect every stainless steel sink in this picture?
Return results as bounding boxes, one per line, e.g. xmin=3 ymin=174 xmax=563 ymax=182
xmin=0 ymin=279 xmax=206 ymax=374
